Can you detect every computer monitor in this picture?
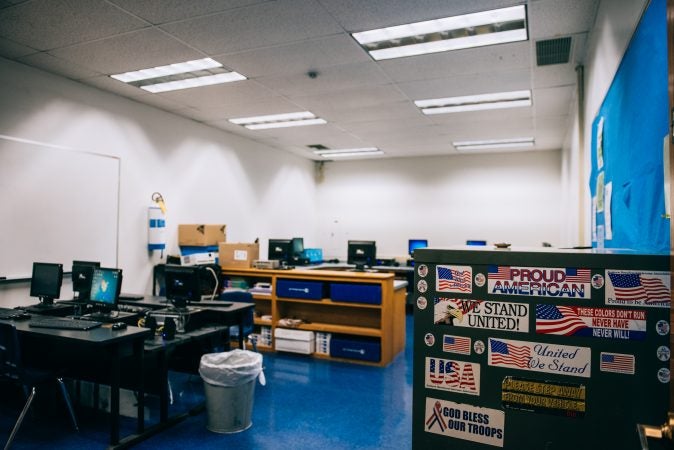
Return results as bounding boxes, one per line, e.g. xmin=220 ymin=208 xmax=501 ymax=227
xmin=89 ymin=267 xmax=122 ymax=315
xmin=72 ymin=260 xmax=100 ymax=301
xmin=30 ymin=262 xmax=63 ymax=306
xmin=408 ymin=239 xmax=428 ymax=257
xmin=164 ymin=265 xmax=202 ymax=310
xmin=347 ymin=240 xmax=377 ymax=270
xmin=268 ymin=239 xmax=292 ymax=264
xmin=290 ymin=237 xmax=306 ymax=265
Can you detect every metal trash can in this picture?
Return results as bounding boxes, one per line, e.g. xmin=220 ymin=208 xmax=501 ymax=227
xmin=199 ymin=349 xmax=265 ymax=433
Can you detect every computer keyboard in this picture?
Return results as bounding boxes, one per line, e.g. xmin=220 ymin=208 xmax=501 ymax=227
xmin=0 ymin=307 xmax=29 ymax=320
xmin=29 ymin=317 xmax=102 ymax=331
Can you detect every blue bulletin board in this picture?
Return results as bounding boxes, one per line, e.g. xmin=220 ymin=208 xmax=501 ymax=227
xmin=589 ymin=0 xmax=669 ymax=253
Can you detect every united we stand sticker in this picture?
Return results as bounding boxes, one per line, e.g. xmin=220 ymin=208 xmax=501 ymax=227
xmin=434 ymin=298 xmax=529 ymax=333
xmin=488 ymin=338 xmax=591 ymax=378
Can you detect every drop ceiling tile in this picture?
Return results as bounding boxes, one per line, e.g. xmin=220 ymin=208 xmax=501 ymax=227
xmin=109 ymin=0 xmax=269 ymax=25
xmin=532 ymin=61 xmax=577 ymax=89
xmin=318 ymin=0 xmax=516 ymax=32
xmin=532 ymin=86 xmax=574 ymax=117
xmin=160 ymin=0 xmax=343 ymax=55
xmin=49 ymin=28 xmax=203 ymax=74
xmin=256 ymin=61 xmax=391 ymax=97
xmin=0 ymin=0 xmax=147 ymax=51
xmin=397 ymin=69 xmax=531 ymax=101
xmin=321 ymin=102 xmax=420 ymax=124
xmin=379 ymin=41 xmax=532 ymax=83
xmin=155 ymin=79 xmax=276 ymax=109
xmin=17 ymin=52 xmax=102 ymax=80
xmin=529 ymin=0 xmax=599 ymax=39
xmin=0 ymin=35 xmax=36 ymax=58
xmin=182 ymin=96 xmax=303 ymax=122
xmin=291 ymin=85 xmax=409 ymax=112
xmin=218 ymin=34 xmax=369 ymax=78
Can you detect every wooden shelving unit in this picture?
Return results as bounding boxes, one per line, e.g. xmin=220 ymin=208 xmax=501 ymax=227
xmin=221 ymin=267 xmax=406 ymax=366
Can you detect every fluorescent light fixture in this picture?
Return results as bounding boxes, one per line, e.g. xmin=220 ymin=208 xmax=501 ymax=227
xmin=229 ymin=111 xmax=327 ymax=130
xmin=415 ymin=90 xmax=531 ymax=115
xmin=110 ymin=57 xmax=246 ymax=93
xmin=313 ymin=147 xmax=384 ymax=158
xmin=453 ymin=137 xmax=535 ymax=151
xmin=352 ymin=5 xmax=527 ymax=60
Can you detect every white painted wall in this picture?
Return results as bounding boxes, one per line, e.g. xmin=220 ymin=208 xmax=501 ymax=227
xmin=0 ymin=58 xmax=317 ymax=305
xmin=315 ymin=150 xmax=563 ymax=261
xmin=560 ymin=0 xmax=648 ymax=246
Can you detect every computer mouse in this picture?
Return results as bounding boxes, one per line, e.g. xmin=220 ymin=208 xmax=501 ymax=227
xmin=111 ymin=322 xmax=127 ymax=330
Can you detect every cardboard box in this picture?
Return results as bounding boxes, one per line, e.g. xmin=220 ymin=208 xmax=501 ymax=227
xmin=178 ymin=224 xmax=226 ymax=246
xmin=219 ymin=242 xmax=259 ymax=268
xmin=274 ymin=328 xmax=315 ymax=354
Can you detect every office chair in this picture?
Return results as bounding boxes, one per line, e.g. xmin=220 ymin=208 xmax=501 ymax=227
xmin=217 ymin=291 xmax=256 ymax=351
xmin=0 ymin=322 xmax=78 ymax=450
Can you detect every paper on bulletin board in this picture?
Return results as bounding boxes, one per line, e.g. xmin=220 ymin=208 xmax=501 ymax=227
xmin=597 ymin=116 xmax=604 ymax=170
xmin=664 ymin=135 xmax=671 ymax=218
xmin=590 ymin=196 xmax=597 ymax=242
xmin=596 ymin=172 xmax=605 ymax=212
xmin=604 ymin=182 xmax=613 ymax=240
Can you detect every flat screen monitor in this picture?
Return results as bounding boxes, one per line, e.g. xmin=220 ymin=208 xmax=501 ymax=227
xmin=30 ymin=262 xmax=63 ymax=306
xmin=268 ymin=239 xmax=292 ymax=263
xmin=466 ymin=240 xmax=487 ymax=246
xmin=89 ymin=267 xmax=122 ymax=313
xmin=164 ymin=265 xmax=202 ymax=309
xmin=72 ymin=260 xmax=100 ymax=300
xmin=408 ymin=239 xmax=428 ymax=257
xmin=291 ymin=237 xmax=306 ymax=264
xmin=347 ymin=240 xmax=376 ymax=270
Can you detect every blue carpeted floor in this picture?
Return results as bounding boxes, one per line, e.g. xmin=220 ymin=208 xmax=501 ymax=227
xmin=1 ymin=315 xmax=413 ymax=449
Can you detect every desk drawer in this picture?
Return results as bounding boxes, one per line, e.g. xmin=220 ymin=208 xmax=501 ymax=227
xmin=277 ymin=279 xmax=325 ymax=300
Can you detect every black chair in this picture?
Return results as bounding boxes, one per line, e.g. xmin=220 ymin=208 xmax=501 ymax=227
xmin=0 ymin=322 xmax=78 ymax=449
xmin=217 ymin=291 xmax=256 ymax=351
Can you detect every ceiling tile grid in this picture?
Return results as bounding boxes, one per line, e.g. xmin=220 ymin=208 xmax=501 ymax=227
xmin=0 ymin=0 xmax=601 ymax=160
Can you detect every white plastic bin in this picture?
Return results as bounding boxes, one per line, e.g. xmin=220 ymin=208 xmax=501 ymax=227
xmin=199 ymin=350 xmax=265 ymax=433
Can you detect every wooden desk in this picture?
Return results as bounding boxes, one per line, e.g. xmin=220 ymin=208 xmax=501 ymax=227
xmin=9 ymin=319 xmax=150 ymax=446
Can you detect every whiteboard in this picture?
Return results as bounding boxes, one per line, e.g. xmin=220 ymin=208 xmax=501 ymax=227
xmin=0 ymin=136 xmax=119 ymax=279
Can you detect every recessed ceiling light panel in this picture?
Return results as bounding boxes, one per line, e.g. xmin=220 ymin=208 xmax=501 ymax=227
xmin=415 ymin=90 xmax=532 ymax=115
xmin=110 ymin=58 xmax=246 ymax=92
xmin=229 ymin=111 xmax=327 ymax=130
xmin=352 ymin=5 xmax=527 ymax=60
xmin=453 ymin=137 xmax=535 ymax=151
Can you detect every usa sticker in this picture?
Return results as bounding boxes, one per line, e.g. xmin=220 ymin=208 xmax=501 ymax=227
xmin=535 ymin=305 xmax=646 ymax=340
xmin=425 ymin=357 xmax=480 ymax=395
xmin=418 ymin=264 xmax=428 ymax=278
xmin=434 ymin=298 xmax=529 ymax=333
xmin=657 ymin=346 xmax=670 ymax=362
xmin=417 ymin=279 xmax=428 ymax=293
xmin=599 ymin=352 xmax=635 ymax=375
xmin=605 ymin=270 xmax=671 ymax=308
xmin=436 ymin=265 xmax=472 ymax=294
xmin=443 ymin=334 xmax=471 ymax=355
xmin=488 ymin=338 xmax=591 ymax=378
xmin=488 ymin=266 xmax=591 ymax=299
xmin=417 ymin=296 xmax=428 ymax=310
xmin=424 ymin=398 xmax=504 ymax=447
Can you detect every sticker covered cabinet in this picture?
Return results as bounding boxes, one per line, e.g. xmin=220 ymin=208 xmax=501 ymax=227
xmin=412 ymin=247 xmax=670 ymax=450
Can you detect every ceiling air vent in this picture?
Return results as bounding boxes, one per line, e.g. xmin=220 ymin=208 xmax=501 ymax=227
xmin=536 ymin=37 xmax=572 ymax=66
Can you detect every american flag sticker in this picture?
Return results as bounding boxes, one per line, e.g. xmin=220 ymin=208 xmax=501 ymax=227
xmin=599 ymin=352 xmax=635 ymax=375
xmin=535 ymin=305 xmax=646 ymax=340
xmin=605 ymin=270 xmax=671 ymax=308
xmin=436 ymin=265 xmax=472 ymax=294
xmin=488 ymin=338 xmax=591 ymax=378
xmin=425 ymin=357 xmax=480 ymax=395
xmin=443 ymin=334 xmax=471 ymax=355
